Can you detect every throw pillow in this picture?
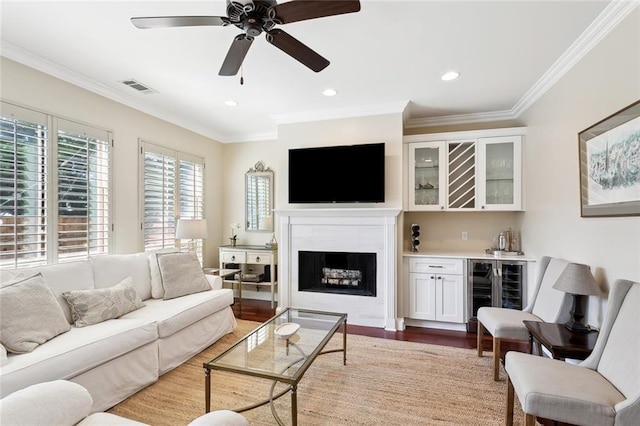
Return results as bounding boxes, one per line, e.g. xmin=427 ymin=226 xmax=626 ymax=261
xmin=62 ymin=276 xmax=146 ymax=327
xmin=157 ymin=252 xmax=210 ymax=300
xmin=148 ymin=248 xmax=180 ymax=299
xmin=0 ymin=273 xmax=71 ymax=354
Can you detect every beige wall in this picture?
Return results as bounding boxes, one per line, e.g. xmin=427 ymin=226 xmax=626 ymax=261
xmin=222 ymin=113 xmax=405 ymax=247
xmin=518 ymin=8 xmax=640 ymax=325
xmin=0 ymin=58 xmax=225 ymax=267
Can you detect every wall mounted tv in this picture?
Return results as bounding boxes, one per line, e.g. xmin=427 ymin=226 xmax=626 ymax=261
xmin=288 ymin=142 xmax=385 ymax=203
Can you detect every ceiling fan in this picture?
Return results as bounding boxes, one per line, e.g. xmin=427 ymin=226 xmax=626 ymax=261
xmin=131 ymin=0 xmax=361 ymax=76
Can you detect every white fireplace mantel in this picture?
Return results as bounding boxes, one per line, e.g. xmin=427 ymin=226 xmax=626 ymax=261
xmin=275 ymin=208 xmax=402 ymax=330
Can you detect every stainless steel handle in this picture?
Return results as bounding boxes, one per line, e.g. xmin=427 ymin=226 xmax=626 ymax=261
xmin=429 ymin=265 xmax=444 ymax=268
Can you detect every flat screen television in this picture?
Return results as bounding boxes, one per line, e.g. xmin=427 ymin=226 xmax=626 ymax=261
xmin=288 ymin=142 xmax=385 ymax=203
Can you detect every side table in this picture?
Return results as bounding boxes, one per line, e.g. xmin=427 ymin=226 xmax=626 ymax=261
xmin=205 ymin=268 xmax=243 ymax=302
xmin=523 ymin=320 xmax=598 ymax=361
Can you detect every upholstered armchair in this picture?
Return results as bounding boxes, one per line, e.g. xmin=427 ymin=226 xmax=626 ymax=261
xmin=505 ymin=279 xmax=640 ymax=425
xmin=477 ymin=256 xmax=573 ymax=380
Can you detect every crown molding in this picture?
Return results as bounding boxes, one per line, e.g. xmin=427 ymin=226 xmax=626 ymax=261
xmin=404 ymin=109 xmax=516 ymax=129
xmin=511 ymin=0 xmax=639 ymax=117
xmin=1 ymin=41 xmax=230 ymax=143
xmin=272 ymin=100 xmax=409 ymax=125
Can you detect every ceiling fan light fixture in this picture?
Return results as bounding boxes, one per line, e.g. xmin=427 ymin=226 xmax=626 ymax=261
xmin=224 ymin=100 xmax=239 ymax=107
xmin=323 ymin=88 xmax=338 ymax=97
xmin=441 ymin=71 xmax=460 ymax=81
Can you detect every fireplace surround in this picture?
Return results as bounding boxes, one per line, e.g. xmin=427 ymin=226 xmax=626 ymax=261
xmin=276 ymin=208 xmax=402 ymax=330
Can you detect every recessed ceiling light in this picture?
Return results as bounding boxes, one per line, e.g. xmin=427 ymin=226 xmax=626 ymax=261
xmin=224 ymin=100 xmax=238 ymax=107
xmin=441 ymin=71 xmax=460 ymax=81
xmin=322 ymin=88 xmax=338 ymax=97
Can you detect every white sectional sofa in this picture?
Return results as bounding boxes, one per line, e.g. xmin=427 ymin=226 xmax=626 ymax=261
xmin=0 ymin=251 xmax=237 ymax=413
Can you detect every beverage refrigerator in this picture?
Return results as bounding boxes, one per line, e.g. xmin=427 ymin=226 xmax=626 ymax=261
xmin=466 ymin=259 xmax=528 ymax=333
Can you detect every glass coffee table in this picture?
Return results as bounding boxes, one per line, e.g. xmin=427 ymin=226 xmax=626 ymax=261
xmin=204 ymin=308 xmax=347 ymax=425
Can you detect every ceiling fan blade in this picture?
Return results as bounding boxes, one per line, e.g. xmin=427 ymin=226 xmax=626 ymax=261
xmin=219 ymin=34 xmax=254 ymax=76
xmin=272 ymin=0 xmax=360 ymax=24
xmin=266 ymin=29 xmax=329 ymax=72
xmin=131 ymin=16 xmax=229 ymax=29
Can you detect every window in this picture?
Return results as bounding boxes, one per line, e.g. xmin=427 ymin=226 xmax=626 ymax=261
xmin=0 ymin=102 xmax=111 ymax=268
xmin=141 ymin=141 xmax=205 ymax=260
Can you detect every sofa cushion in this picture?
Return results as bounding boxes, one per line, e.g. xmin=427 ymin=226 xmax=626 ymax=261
xmin=16 ymin=260 xmax=95 ymax=323
xmin=157 ymin=252 xmax=210 ymax=300
xmin=0 ymin=318 xmax=158 ymax=398
xmin=0 ymin=343 xmax=7 ymax=367
xmin=0 ymin=380 xmax=93 ymax=426
xmin=91 ymin=253 xmax=153 ymax=301
xmin=0 ymin=273 xmax=71 ymax=353
xmin=62 ymin=277 xmax=146 ymax=327
xmin=121 ymin=289 xmax=234 ymax=338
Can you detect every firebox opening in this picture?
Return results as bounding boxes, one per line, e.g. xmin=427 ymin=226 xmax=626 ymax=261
xmin=298 ymin=251 xmax=376 ymax=297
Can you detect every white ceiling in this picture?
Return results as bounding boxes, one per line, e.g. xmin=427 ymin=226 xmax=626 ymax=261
xmin=0 ymin=1 xmax=625 ymax=143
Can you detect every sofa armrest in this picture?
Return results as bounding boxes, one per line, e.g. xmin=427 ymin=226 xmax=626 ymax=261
xmin=0 ymin=380 xmax=92 ymax=425
xmin=205 ymin=274 xmax=223 ymax=290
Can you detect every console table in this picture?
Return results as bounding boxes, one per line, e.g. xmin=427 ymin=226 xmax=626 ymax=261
xmin=219 ymin=245 xmax=277 ymax=308
xmin=523 ymin=320 xmax=598 ymax=361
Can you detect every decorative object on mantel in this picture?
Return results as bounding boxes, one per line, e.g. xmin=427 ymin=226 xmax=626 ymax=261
xmin=176 ymin=218 xmax=208 ymax=253
xmin=579 ymin=99 xmax=640 ymax=217
xmin=265 ymin=232 xmax=278 ymax=249
xmin=229 ymin=223 xmax=241 ymax=247
xmin=552 ymin=262 xmax=601 ymax=333
xmin=410 ymin=224 xmax=420 ymax=252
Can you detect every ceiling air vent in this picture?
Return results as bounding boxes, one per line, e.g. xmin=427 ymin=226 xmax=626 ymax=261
xmin=120 ymin=79 xmax=157 ymax=94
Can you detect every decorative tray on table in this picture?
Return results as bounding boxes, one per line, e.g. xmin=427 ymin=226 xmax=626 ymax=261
xmin=274 ymin=322 xmax=300 ymax=339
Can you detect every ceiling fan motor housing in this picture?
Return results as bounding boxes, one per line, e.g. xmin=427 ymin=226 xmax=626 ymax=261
xmin=227 ymin=0 xmax=278 ymax=35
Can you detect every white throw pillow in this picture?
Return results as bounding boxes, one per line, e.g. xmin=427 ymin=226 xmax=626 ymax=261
xmin=148 ymin=248 xmax=180 ymax=299
xmin=62 ymin=276 xmax=146 ymax=327
xmin=0 ymin=273 xmax=71 ymax=353
xmin=157 ymin=252 xmax=210 ymax=300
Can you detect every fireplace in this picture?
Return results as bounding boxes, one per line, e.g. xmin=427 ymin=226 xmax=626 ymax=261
xmin=298 ymin=251 xmax=376 ymax=296
xmin=276 ymin=207 xmax=402 ymax=330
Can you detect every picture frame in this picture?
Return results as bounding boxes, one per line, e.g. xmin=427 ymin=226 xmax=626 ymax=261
xmin=579 ymin=99 xmax=640 ymax=217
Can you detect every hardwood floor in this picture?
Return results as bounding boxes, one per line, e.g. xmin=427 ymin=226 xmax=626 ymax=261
xmin=232 ymin=298 xmax=529 ymax=358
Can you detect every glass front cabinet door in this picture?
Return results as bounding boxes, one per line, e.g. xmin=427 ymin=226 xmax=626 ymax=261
xmin=477 ymin=136 xmax=522 ymax=211
xmin=408 ymin=141 xmax=446 ymax=210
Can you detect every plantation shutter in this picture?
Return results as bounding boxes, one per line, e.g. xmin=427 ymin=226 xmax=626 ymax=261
xmin=0 ymin=104 xmax=48 ymax=268
xmin=178 ymin=153 xmax=205 ymax=257
xmin=56 ymin=119 xmax=111 ymax=261
xmin=141 ymin=142 xmax=205 ymax=260
xmin=142 ymin=143 xmax=177 ymax=251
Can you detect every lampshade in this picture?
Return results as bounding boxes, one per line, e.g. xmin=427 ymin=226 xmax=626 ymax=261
xmin=176 ymin=219 xmax=208 ymax=240
xmin=552 ymin=263 xmax=601 ymax=296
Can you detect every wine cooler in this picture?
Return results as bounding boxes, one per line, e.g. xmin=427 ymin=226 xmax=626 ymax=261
xmin=466 ymin=259 xmax=527 ymax=333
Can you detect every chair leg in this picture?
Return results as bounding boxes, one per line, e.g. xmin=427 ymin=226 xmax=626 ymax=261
xmin=505 ymin=375 xmax=514 ymax=426
xmin=477 ymin=322 xmax=484 ymax=357
xmin=493 ymin=337 xmax=501 ymax=381
xmin=524 ymin=413 xmax=536 ymax=426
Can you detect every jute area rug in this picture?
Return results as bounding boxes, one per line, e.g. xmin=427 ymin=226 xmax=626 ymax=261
xmin=109 ymin=320 xmax=529 ymax=425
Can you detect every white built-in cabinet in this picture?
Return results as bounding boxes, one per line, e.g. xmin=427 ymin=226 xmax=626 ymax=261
xmin=408 ymin=257 xmax=465 ymax=323
xmin=404 ymin=128 xmax=525 ymax=211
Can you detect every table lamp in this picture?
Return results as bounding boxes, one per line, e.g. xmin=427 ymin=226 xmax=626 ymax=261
xmin=552 ymin=262 xmax=601 ymax=333
xmin=176 ymin=219 xmax=208 ymax=253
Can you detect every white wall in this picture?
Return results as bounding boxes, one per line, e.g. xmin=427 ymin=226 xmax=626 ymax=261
xmin=518 ymin=8 xmax=640 ymax=326
xmin=0 ymin=58 xmax=225 ymax=267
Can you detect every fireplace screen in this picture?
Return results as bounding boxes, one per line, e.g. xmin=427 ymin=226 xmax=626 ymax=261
xmin=298 ymin=251 xmax=376 ymax=296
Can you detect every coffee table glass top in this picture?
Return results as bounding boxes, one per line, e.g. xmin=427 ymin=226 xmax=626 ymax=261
xmin=205 ymin=308 xmax=346 ymax=383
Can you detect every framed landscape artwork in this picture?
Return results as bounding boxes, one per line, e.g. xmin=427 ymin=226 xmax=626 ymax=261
xmin=579 ymin=99 xmax=640 ymax=217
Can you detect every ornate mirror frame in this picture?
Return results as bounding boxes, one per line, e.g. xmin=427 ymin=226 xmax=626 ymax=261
xmin=245 ymin=161 xmax=274 ymax=232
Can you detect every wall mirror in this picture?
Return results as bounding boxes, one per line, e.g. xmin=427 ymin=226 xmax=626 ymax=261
xmin=245 ymin=161 xmax=273 ymax=232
